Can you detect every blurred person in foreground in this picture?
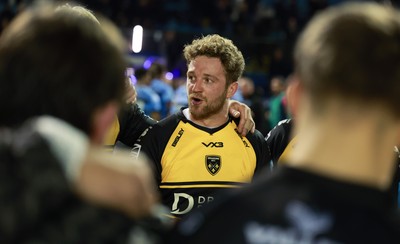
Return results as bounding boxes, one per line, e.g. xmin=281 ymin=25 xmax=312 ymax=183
xmin=133 ymin=34 xmax=270 ymax=219
xmin=0 ymin=3 xmax=163 ymax=243
xmin=169 ymin=2 xmax=400 ymax=243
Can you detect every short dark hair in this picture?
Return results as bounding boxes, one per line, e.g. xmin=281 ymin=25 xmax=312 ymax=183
xmin=183 ymin=34 xmax=245 ymax=84
xmin=0 ymin=5 xmax=127 ymax=133
xmin=295 ymin=3 xmax=400 ymax=117
xmin=135 ymin=67 xmax=148 ymax=81
xmin=148 ymin=62 xmax=166 ymax=80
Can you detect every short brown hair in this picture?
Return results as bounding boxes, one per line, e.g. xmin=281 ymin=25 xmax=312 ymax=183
xmin=183 ymin=34 xmax=245 ymax=84
xmin=295 ymin=3 xmax=400 ymax=117
xmin=0 ymin=4 xmax=126 ymax=133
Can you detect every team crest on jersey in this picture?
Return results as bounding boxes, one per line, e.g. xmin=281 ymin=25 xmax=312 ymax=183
xmin=205 ymin=155 xmax=221 ymax=175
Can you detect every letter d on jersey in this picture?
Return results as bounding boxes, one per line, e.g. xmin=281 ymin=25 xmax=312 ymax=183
xmin=171 ymin=193 xmax=194 ymax=215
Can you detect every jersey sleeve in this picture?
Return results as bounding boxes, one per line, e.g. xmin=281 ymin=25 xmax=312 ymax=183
xmin=117 ymin=103 xmax=157 ymax=147
xmin=132 ymin=114 xmax=179 ymax=184
xmin=247 ymin=130 xmax=272 ymax=177
xmin=132 ymin=125 xmax=163 ymax=184
xmin=265 ymin=119 xmax=293 ymax=166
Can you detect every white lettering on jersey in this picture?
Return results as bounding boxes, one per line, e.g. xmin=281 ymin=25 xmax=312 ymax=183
xmin=171 ymin=193 xmax=194 ymax=215
xmin=171 ymin=193 xmax=215 ymax=215
xmin=131 ymin=143 xmax=141 ymax=159
xmin=244 ymin=201 xmax=337 ymax=244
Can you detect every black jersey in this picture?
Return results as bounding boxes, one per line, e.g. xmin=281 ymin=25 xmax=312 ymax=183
xmin=265 ymin=118 xmax=294 ymax=166
xmin=169 ymin=166 xmax=400 ymax=243
xmin=266 ymin=119 xmax=400 ymax=207
xmin=133 ymin=108 xmax=270 ymax=218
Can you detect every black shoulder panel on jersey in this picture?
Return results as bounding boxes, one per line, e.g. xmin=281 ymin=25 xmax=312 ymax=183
xmin=246 ymin=129 xmax=271 ymax=176
xmin=134 ymin=111 xmax=182 ymax=183
xmin=117 ymin=103 xmax=157 ymax=147
xmin=231 ymin=116 xmax=271 ymax=176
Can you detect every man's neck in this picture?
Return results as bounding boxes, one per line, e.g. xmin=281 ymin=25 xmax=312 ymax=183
xmin=287 ymin=103 xmax=399 ymax=190
xmin=182 ymin=107 xmax=229 ymax=129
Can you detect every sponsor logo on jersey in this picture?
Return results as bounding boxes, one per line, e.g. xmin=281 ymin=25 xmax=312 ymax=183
xmin=172 ymin=128 xmax=184 ymax=147
xmin=131 ymin=143 xmax=141 ymax=159
xmin=171 ymin=193 xmax=214 ymax=215
xmin=171 ymin=193 xmax=194 ymax=215
xmin=205 ymin=155 xmax=221 ymax=175
xmin=131 ymin=127 xmax=152 ymax=159
xmin=202 ymin=142 xmax=224 ymax=148
xmin=139 ymin=126 xmax=151 ymax=139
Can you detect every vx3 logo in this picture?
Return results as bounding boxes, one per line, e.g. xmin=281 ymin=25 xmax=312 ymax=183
xmin=202 ymin=142 xmax=224 ymax=148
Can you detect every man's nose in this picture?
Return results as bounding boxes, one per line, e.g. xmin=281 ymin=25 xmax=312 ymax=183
xmin=190 ymin=79 xmax=203 ymax=92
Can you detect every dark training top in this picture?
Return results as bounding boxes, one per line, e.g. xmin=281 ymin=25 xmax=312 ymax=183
xmin=266 ymin=118 xmax=400 ymax=208
xmin=169 ymin=166 xmax=400 ymax=244
xmin=133 ymin=108 xmax=271 ymax=218
xmin=0 ymin=122 xmax=135 ymax=243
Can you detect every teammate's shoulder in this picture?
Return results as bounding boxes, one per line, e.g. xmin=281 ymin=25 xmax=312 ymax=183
xmin=265 ymin=118 xmax=293 ymax=141
xmin=246 ymin=128 xmax=265 ymax=141
xmin=154 ymin=110 xmax=184 ymax=128
xmin=277 ymin=118 xmax=292 ymax=127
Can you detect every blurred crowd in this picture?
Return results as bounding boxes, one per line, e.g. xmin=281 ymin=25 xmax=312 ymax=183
xmin=0 ymin=0 xmax=394 ymax=134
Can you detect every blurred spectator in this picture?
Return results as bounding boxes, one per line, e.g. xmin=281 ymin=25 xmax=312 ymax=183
xmin=134 ymin=67 xmax=162 ymax=121
xmin=170 ymin=77 xmax=187 ymax=114
xmin=148 ymin=62 xmax=174 ymax=118
xmin=267 ymin=75 xmax=288 ymax=129
xmin=269 ymin=46 xmax=292 ymax=78
xmin=239 ymin=76 xmax=269 ymax=135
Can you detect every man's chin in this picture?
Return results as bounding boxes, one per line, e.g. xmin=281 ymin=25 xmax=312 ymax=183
xmin=189 ymin=108 xmax=207 ymax=120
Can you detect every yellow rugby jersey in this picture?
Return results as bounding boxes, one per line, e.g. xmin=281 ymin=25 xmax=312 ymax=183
xmin=133 ymin=108 xmax=270 ymax=217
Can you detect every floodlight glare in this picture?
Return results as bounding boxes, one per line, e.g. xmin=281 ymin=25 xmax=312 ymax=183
xmin=132 ymin=25 xmax=143 ymax=53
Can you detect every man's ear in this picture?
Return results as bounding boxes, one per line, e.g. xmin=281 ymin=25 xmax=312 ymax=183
xmin=227 ymin=81 xmax=239 ymax=99
xmin=91 ymin=102 xmax=119 ymax=145
xmin=286 ymin=76 xmax=301 ymax=117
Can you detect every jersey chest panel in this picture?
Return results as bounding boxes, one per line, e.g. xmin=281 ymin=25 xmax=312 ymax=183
xmin=160 ymin=120 xmax=257 ymax=184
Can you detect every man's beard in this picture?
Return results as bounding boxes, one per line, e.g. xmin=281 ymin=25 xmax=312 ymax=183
xmin=189 ymin=90 xmax=227 ymax=120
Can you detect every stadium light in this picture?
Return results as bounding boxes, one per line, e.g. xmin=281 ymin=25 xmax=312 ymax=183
xmin=143 ymin=59 xmax=152 ymax=69
xmin=132 ymin=25 xmax=143 ymax=53
xmin=165 ymin=72 xmax=173 ymax=81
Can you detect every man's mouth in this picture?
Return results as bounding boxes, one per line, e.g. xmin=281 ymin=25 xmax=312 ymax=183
xmin=190 ymin=96 xmax=203 ymax=105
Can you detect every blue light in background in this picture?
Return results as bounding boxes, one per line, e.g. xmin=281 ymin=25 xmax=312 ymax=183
xmin=172 ymin=68 xmax=181 ymax=78
xmin=129 ymin=75 xmax=137 ymax=85
xmin=143 ymin=59 xmax=152 ymax=69
xmin=165 ymin=72 xmax=174 ymax=81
